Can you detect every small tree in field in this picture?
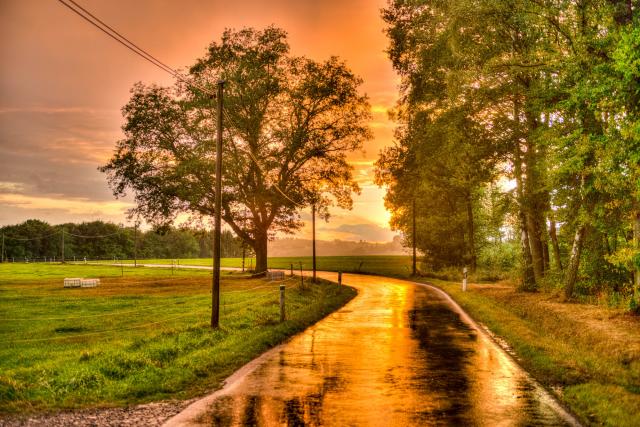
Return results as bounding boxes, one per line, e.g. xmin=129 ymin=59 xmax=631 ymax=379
xmin=101 ymin=27 xmax=372 ymax=273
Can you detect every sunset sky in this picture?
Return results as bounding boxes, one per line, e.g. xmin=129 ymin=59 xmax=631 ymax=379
xmin=0 ymin=0 xmax=399 ymax=242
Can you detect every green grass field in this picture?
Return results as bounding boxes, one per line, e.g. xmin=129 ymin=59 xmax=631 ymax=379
xmin=0 ymin=263 xmax=356 ymax=413
xmin=86 ymin=255 xmax=415 ymax=277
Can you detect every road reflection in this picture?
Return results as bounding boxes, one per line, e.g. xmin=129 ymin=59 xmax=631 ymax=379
xmin=192 ymin=273 xmax=572 ymax=426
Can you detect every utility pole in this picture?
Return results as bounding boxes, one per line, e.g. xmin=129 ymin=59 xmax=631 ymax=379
xmin=1 ymin=233 xmax=4 ymax=263
xmin=133 ymin=222 xmax=138 ymax=268
xmin=312 ymin=203 xmax=317 ymax=282
xmin=412 ymin=198 xmax=417 ymax=276
xmin=241 ymin=243 xmax=246 ymax=272
xmin=61 ymin=227 xmax=65 ymax=264
xmin=211 ymin=80 xmax=224 ymax=329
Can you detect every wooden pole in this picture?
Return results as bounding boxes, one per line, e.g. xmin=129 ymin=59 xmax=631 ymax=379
xmin=634 ymin=212 xmax=640 ymax=297
xmin=212 ymin=81 xmax=224 ymax=328
xmin=134 ymin=222 xmax=138 ymax=268
xmin=242 ymin=244 xmax=245 ymax=272
xmin=299 ymin=262 xmax=304 ymax=289
xmin=279 ymin=284 xmax=285 ymax=322
xmin=61 ymin=227 xmax=65 ymax=264
xmin=312 ymin=203 xmax=317 ymax=282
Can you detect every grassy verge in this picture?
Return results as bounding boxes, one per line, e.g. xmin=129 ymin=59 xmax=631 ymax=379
xmin=423 ymin=279 xmax=640 ymax=427
xmin=0 ymin=263 xmax=356 ymax=413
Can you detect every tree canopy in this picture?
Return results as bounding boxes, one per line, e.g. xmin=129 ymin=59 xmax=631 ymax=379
xmin=101 ymin=27 xmax=372 ymax=273
xmin=379 ymin=0 xmax=640 ymax=306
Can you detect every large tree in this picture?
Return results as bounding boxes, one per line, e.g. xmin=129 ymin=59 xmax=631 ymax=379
xmin=101 ymin=27 xmax=371 ymax=273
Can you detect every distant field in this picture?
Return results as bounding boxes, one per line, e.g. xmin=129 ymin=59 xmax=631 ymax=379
xmin=85 ymin=255 xmax=415 ymax=277
xmin=0 ymin=263 xmax=355 ymax=413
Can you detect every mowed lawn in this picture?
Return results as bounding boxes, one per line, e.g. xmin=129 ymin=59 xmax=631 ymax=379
xmin=90 ymin=255 xmax=415 ymax=277
xmin=0 ymin=263 xmax=356 ymax=413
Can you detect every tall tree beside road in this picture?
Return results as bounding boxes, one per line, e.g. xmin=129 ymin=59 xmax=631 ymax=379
xmin=379 ymin=0 xmax=640 ymax=302
xmin=101 ymin=27 xmax=371 ymax=273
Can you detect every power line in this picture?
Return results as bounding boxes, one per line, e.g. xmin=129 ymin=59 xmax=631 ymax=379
xmin=2 ymin=230 xmax=62 ymax=241
xmin=57 ymin=0 xmax=303 ymax=209
xmin=57 ymin=0 xmax=216 ymax=98
xmin=3 ymin=228 xmax=123 ymax=241
xmin=66 ymin=230 xmax=122 ymax=239
xmin=245 ymin=147 xmax=304 ymax=207
xmin=222 ymin=109 xmax=304 ymax=208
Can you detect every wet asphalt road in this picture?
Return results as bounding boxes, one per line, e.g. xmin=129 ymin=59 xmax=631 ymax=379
xmin=166 ymin=272 xmax=574 ymax=426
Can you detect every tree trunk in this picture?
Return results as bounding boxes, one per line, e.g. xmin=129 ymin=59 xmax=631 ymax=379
xmin=634 ymin=211 xmax=640 ymax=295
xmin=523 ymin=111 xmax=546 ymax=281
xmin=412 ymin=198 xmax=417 ymax=276
xmin=519 ymin=213 xmax=536 ymax=290
xmin=542 ymin=239 xmax=550 ymax=272
xmin=564 ymin=225 xmax=586 ymax=300
xmin=549 ymin=219 xmax=563 ymax=270
xmin=253 ymin=232 xmax=268 ymax=275
xmin=514 ymin=156 xmax=536 ymax=290
xmin=527 ymin=215 xmax=545 ymax=281
xmin=466 ymin=194 xmax=477 ymax=272
xmin=513 ymin=99 xmax=536 ymax=291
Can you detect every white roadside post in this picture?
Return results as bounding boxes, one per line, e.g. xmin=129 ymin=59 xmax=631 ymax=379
xmin=462 ymin=267 xmax=468 ymax=292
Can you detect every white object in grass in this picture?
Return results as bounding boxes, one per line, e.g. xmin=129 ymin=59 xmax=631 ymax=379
xmin=81 ymin=278 xmax=100 ymax=288
xmin=63 ymin=278 xmax=100 ymax=288
xmin=64 ymin=278 xmax=82 ymax=288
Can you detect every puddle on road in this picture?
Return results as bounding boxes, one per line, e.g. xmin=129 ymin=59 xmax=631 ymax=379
xmin=196 ymin=274 xmax=572 ymax=426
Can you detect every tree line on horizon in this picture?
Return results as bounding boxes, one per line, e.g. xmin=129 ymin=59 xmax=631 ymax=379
xmin=378 ymin=0 xmax=639 ymax=307
xmin=0 ymin=219 xmax=245 ymax=261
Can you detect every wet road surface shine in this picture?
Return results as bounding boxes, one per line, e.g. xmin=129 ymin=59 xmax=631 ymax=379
xmin=169 ymin=273 xmax=572 ymax=426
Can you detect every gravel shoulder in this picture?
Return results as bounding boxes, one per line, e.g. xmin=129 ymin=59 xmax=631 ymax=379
xmin=1 ymin=399 xmax=198 ymax=427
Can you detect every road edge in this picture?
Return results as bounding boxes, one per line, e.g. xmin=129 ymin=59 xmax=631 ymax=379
xmin=162 ymin=276 xmax=356 ymax=426
xmin=414 ymin=280 xmax=583 ymax=427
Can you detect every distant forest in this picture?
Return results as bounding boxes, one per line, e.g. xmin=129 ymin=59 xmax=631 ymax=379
xmin=0 ymin=219 xmax=245 ymax=261
xmin=0 ymin=219 xmax=406 ymax=262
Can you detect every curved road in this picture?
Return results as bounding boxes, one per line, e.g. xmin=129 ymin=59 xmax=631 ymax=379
xmin=165 ymin=272 xmax=576 ymax=426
